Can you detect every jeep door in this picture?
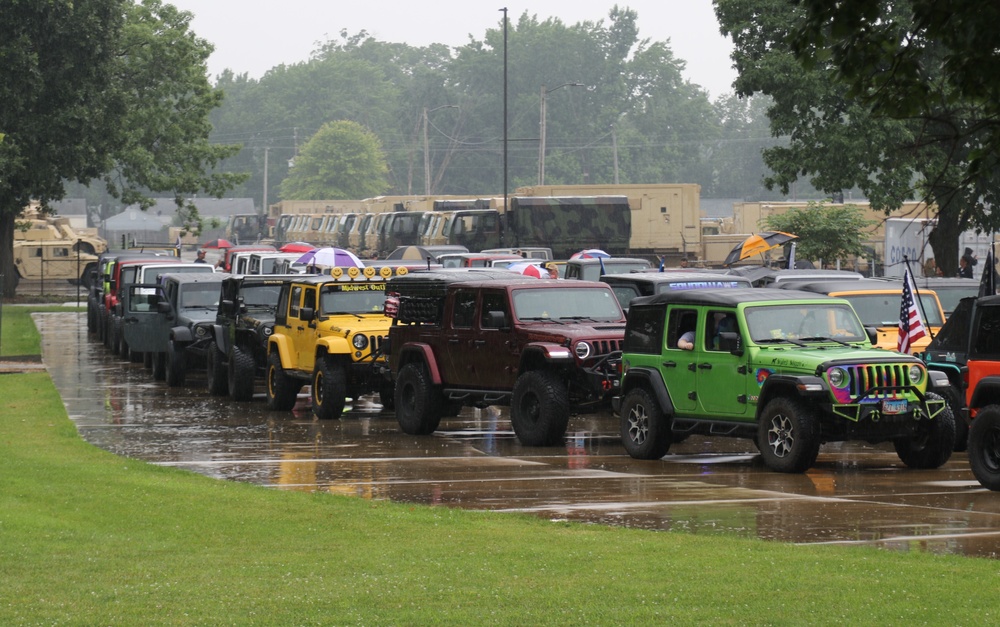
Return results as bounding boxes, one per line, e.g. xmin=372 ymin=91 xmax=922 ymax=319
xmin=662 ymin=307 xmax=698 ymax=413
xmin=474 ymin=289 xmax=518 ymax=387
xmin=285 ymin=284 xmax=318 ymax=374
xmin=440 ymin=288 xmax=482 ymax=386
xmin=122 ymin=283 xmax=171 ymax=353
xmin=696 ymin=308 xmax=749 ymax=417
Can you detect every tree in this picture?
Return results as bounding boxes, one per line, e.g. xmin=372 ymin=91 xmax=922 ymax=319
xmin=715 ymin=0 xmax=997 ymax=277
xmin=0 ymin=0 xmax=245 ymax=297
xmin=764 ymin=202 xmax=875 ymax=266
xmin=279 ymin=121 xmax=389 ymax=200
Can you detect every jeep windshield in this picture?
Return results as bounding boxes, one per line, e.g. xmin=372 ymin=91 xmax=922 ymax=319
xmin=179 ymin=284 xmax=220 ymax=309
xmin=744 ymin=303 xmax=866 ymax=344
xmin=320 ymin=283 xmax=386 ymax=314
xmin=842 ymin=293 xmax=944 ymax=326
xmin=240 ymin=284 xmax=282 ymax=309
xmin=512 ymin=287 xmax=622 ymax=322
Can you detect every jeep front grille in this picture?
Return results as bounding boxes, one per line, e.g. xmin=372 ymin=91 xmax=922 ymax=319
xmin=845 ymin=364 xmax=911 ymax=398
xmin=588 ymin=338 xmax=623 ymax=356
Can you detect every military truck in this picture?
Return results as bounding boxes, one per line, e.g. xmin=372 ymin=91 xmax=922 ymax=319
xmin=615 ymin=289 xmax=955 ymax=473
xmin=384 ymin=270 xmax=626 ymax=446
xmin=265 ymin=267 xmax=402 ymax=419
xmin=12 ymin=207 xmax=106 ymax=288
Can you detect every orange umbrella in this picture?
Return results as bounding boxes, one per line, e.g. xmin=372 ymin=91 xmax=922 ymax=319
xmin=723 ymin=231 xmax=797 ymax=266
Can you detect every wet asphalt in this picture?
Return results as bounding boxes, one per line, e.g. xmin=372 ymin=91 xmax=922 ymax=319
xmin=32 ymin=312 xmax=1000 ymax=559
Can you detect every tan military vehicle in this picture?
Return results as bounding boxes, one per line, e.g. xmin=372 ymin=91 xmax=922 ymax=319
xmin=12 ymin=207 xmax=107 ymax=287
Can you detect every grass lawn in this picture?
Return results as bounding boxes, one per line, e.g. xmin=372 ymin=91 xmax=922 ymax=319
xmin=2 ymin=307 xmax=998 ymax=624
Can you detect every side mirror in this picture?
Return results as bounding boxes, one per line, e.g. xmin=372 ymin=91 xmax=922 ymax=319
xmin=719 ymin=331 xmax=743 ymax=356
xmin=300 ymin=307 xmax=315 ymax=322
xmin=864 ymin=326 xmax=878 ymax=345
xmin=485 ymin=310 xmax=508 ymax=330
xmin=156 ymin=301 xmax=171 ymax=314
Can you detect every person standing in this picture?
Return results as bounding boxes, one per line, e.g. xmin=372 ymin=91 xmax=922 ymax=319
xmin=195 ymin=249 xmax=208 ymax=264
xmin=960 ymin=247 xmax=978 ymax=278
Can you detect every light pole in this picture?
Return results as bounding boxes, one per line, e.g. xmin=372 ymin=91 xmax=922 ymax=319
xmin=423 ymin=105 xmax=458 ymax=195
xmin=537 ymin=82 xmax=584 ymax=186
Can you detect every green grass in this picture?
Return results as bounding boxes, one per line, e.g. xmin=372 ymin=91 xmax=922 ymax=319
xmin=0 ymin=304 xmax=81 ymax=356
xmin=2 ymin=309 xmax=999 ymax=624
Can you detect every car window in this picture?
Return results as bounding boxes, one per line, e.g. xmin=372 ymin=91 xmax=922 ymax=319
xmin=480 ymin=291 xmax=508 ymax=329
xmin=623 ymin=305 xmax=666 ymax=354
xmin=452 ymin=289 xmax=476 ymax=328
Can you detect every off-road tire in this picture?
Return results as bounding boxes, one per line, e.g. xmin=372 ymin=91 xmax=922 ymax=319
xmin=968 ymin=405 xmax=1000 ymax=490
xmin=165 ymin=339 xmax=186 ymax=387
xmin=312 ymin=356 xmax=347 ymax=420
xmin=151 ymin=351 xmax=166 ymax=381
xmin=893 ymin=392 xmax=955 ymax=469
xmin=942 ymin=386 xmax=968 ymax=452
xmin=757 ymin=397 xmax=821 ymax=473
xmin=266 ymin=351 xmax=301 ymax=411
xmin=620 ymin=386 xmax=672 ymax=459
xmin=228 ymin=344 xmax=256 ymax=402
xmin=394 ymin=362 xmax=442 ymax=435
xmin=510 ymin=370 xmax=570 ymax=447
xmin=206 ymin=341 xmax=228 ymax=396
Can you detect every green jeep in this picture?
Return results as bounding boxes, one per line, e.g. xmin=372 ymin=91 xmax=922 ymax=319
xmin=265 ymin=268 xmax=399 ymax=420
xmin=614 ymin=289 xmax=955 ymax=473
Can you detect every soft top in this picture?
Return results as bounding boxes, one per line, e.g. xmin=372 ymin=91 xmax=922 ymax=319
xmin=628 ymin=288 xmax=841 ymax=309
xmin=601 ymin=272 xmax=751 ymax=285
xmin=777 ymin=278 xmax=909 ymax=293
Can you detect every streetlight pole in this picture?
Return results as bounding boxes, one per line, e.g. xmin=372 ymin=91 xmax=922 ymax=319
xmin=537 ymin=82 xmax=583 ymax=186
xmin=423 ymin=105 xmax=458 ymax=195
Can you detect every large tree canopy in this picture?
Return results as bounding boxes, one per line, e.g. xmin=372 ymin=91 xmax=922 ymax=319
xmin=0 ymin=0 xmax=245 ymax=296
xmin=715 ymin=0 xmax=998 ymax=276
xmin=279 ymin=120 xmax=389 ymax=200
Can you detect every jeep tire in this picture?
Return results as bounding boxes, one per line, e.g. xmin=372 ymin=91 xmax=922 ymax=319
xmin=942 ymin=387 xmax=968 ymax=452
xmin=968 ymin=405 xmax=1000 ymax=490
xmin=228 ymin=344 xmax=256 ymax=402
xmin=395 ymin=362 xmax=442 ymax=435
xmin=266 ymin=351 xmax=301 ymax=411
xmin=151 ymin=351 xmax=166 ymax=380
xmin=206 ymin=341 xmax=228 ymax=396
xmin=312 ymin=356 xmax=347 ymax=420
xmin=510 ymin=370 xmax=570 ymax=447
xmin=893 ymin=392 xmax=955 ymax=469
xmin=620 ymin=387 xmax=671 ymax=460
xmin=165 ymin=339 xmax=186 ymax=387
xmin=757 ymin=397 xmax=821 ymax=473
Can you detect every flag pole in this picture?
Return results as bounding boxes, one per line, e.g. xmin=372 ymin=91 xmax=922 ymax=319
xmin=903 ymin=255 xmax=934 ymax=340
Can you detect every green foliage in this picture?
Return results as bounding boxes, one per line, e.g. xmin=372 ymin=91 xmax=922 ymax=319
xmin=279 ymin=121 xmax=389 ymax=200
xmin=765 ymin=202 xmax=875 ymax=264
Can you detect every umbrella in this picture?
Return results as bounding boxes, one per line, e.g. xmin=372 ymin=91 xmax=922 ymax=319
xmin=570 ymin=249 xmax=611 ymax=260
xmin=200 ymin=238 xmax=233 ymax=249
xmin=296 ymin=247 xmax=364 ymax=268
xmin=280 ymin=241 xmax=315 ymax=253
xmin=723 ymin=231 xmax=798 ymax=266
xmin=386 ymin=245 xmax=435 ymax=261
xmin=506 ymin=261 xmax=546 ymax=278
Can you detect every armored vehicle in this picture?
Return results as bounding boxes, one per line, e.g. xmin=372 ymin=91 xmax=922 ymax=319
xmin=615 ymin=289 xmax=955 ymax=473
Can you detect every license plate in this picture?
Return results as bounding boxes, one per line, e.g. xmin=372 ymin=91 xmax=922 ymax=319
xmin=882 ymin=399 xmax=907 ymax=414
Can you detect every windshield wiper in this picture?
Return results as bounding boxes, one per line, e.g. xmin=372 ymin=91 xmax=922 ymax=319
xmin=799 ymin=336 xmax=853 ymax=347
xmin=559 ymin=315 xmax=598 ymax=322
xmin=519 ymin=316 xmax=562 ymax=323
xmin=755 ymin=337 xmax=807 ymax=346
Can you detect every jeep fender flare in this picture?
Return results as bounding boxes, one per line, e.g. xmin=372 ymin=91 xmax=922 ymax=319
xmin=519 ymin=343 xmax=575 ymax=373
xmin=396 ymin=343 xmax=443 ymax=385
xmin=170 ymin=326 xmax=194 ymax=344
xmin=927 ymin=369 xmax=952 ymax=392
xmin=620 ymin=367 xmax=674 ymax=416
xmin=209 ymin=323 xmax=228 ymax=353
xmin=316 ymin=336 xmax=351 ymax=358
xmin=267 ymin=334 xmax=295 ymax=369
xmin=756 ymin=374 xmax=826 ymax=418
xmin=969 ymin=375 xmax=1000 ymax=412
xmin=925 ymin=362 xmax=964 ymax=388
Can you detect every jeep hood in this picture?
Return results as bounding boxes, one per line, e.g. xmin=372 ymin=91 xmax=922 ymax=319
xmin=751 ymin=344 xmax=920 ymax=376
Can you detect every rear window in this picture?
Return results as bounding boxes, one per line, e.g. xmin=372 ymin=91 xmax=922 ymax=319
xmin=623 ymin=305 xmax=666 ymax=354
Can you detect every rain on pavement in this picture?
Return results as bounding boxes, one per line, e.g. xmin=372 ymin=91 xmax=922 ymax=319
xmin=32 ymin=312 xmax=1000 ymax=559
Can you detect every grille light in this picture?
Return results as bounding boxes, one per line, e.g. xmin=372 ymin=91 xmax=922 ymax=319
xmin=352 ymin=334 xmax=369 ymax=350
xmin=908 ymin=364 xmax=924 ymax=384
xmin=828 ymin=367 xmax=848 ymax=388
xmin=574 ymin=342 xmax=591 ymax=359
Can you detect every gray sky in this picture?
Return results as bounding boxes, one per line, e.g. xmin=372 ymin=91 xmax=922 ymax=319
xmin=168 ymin=1 xmax=737 ymax=98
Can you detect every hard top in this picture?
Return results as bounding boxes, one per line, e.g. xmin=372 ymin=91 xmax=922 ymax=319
xmin=729 ymin=266 xmax=863 ymax=285
xmin=569 ymin=257 xmax=650 ymax=266
xmin=628 ymin=287 xmax=841 ymax=309
xmin=601 ymin=271 xmax=752 ymax=286
xmin=776 ymin=278 xmax=919 ymax=294
xmin=387 ymin=268 xmax=539 ymax=291
xmin=224 ymin=273 xmax=301 ymax=286
xmin=159 ymin=272 xmax=229 ymax=286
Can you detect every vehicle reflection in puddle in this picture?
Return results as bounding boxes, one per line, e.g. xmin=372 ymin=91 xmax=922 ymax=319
xmin=34 ymin=312 xmax=1000 ymax=558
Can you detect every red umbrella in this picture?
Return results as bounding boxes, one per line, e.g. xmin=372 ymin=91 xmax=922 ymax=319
xmin=280 ymin=241 xmax=315 ymax=253
xmin=201 ymin=238 xmax=233 ymax=249
xmin=506 ymin=261 xmax=546 ymax=278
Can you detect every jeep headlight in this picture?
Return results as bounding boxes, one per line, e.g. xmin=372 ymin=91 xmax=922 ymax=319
xmin=262 ymin=326 xmax=273 ymax=337
xmin=574 ymin=341 xmax=591 ymax=359
xmin=828 ymin=367 xmax=848 ymax=388
xmin=352 ymin=334 xmax=369 ymax=350
xmin=908 ymin=364 xmax=924 ymax=384
xmin=194 ymin=325 xmax=208 ymax=338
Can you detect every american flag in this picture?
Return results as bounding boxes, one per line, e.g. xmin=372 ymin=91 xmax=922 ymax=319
xmin=897 ymin=268 xmax=927 ymax=353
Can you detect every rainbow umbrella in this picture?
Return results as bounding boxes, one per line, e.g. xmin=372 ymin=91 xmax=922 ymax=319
xmin=506 ymin=261 xmax=546 ymax=278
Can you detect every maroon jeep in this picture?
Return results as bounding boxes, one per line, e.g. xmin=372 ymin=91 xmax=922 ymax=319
xmin=385 ymin=270 xmax=626 ymax=446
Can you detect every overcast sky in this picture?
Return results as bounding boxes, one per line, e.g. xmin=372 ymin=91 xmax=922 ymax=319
xmin=168 ymin=1 xmax=738 ymax=98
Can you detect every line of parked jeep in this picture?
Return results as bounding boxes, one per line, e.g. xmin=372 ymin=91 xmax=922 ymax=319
xmin=84 ymin=247 xmax=1000 ymax=488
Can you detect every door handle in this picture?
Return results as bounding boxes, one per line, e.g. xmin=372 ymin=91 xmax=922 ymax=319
xmin=698 ymin=363 xmax=713 ymax=370
xmin=448 ymin=339 xmax=460 ymax=344
xmin=661 ymin=361 xmax=677 ymax=368
xmin=473 ymin=340 xmax=485 ymax=347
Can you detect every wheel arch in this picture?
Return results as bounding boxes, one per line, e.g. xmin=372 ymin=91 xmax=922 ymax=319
xmin=397 ymin=343 xmax=442 ymax=385
xmin=621 ymin=367 xmax=674 ymax=416
xmin=970 ymin=376 xmax=1000 ymax=412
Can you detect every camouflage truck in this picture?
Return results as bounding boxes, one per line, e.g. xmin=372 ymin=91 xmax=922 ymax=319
xmin=506 ymin=196 xmax=631 ymax=259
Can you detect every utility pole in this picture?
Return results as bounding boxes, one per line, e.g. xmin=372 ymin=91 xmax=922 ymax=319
xmin=537 ymin=83 xmax=584 ymax=185
xmin=611 ymin=124 xmax=620 ymax=184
